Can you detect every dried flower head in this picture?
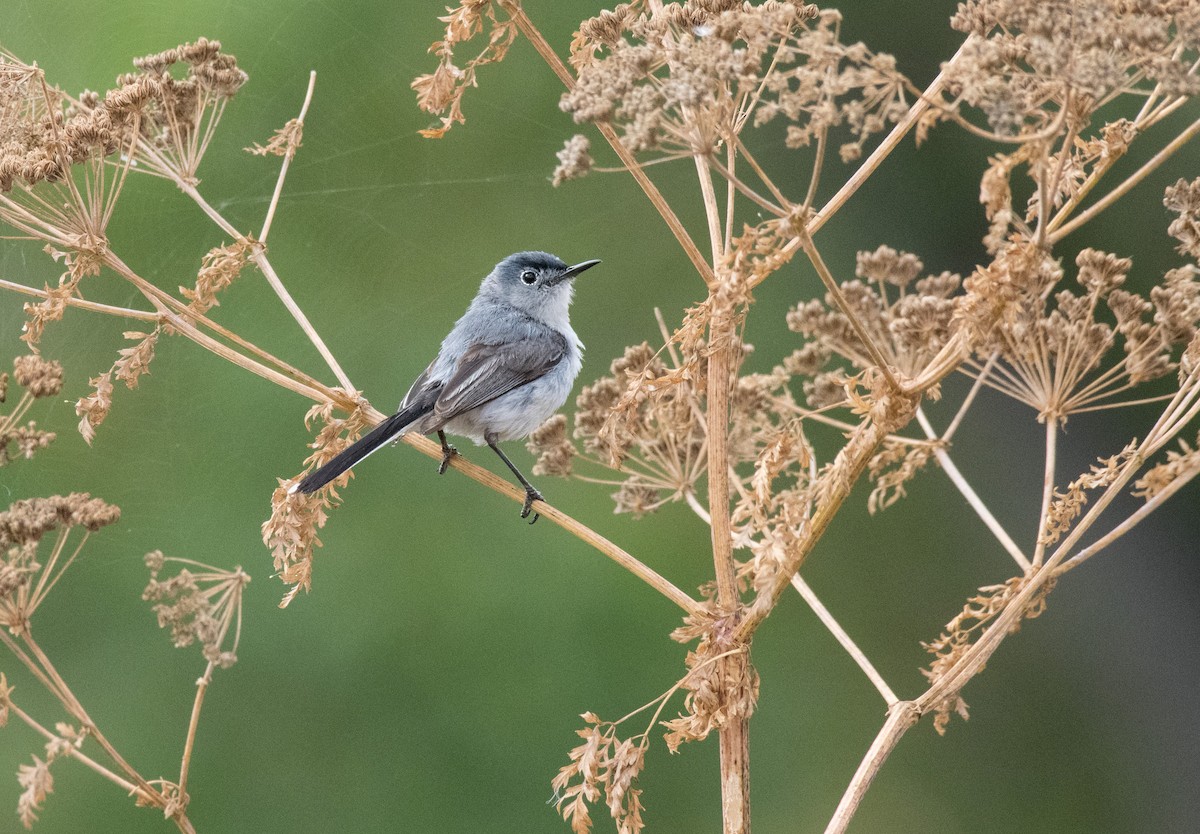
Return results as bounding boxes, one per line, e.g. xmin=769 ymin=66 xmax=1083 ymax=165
xmin=552 ymin=134 xmax=593 ymax=186
xmin=788 ymin=245 xmax=961 ymax=382
xmin=2 ymin=355 xmax=62 ymax=467
xmin=143 ymin=551 xmax=249 ymax=668
xmin=120 ymin=37 xmax=247 ymax=181
xmin=527 ymin=414 xmax=576 ymax=477
xmin=561 ymin=3 xmax=907 ymax=163
xmin=0 ymin=494 xmax=120 ymax=632
xmin=11 ymin=355 xmax=63 ymax=399
xmin=1165 ymin=177 xmax=1200 ymax=261
xmin=960 ymin=246 xmax=1200 ymax=420
xmin=942 ymin=1 xmax=1200 ymax=138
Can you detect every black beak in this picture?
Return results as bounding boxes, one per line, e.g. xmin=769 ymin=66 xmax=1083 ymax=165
xmin=547 ymin=258 xmax=601 ymax=286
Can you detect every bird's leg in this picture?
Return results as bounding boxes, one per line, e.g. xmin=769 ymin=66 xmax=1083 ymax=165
xmin=437 ymin=431 xmax=458 ymax=475
xmin=486 ymin=432 xmax=543 ymax=524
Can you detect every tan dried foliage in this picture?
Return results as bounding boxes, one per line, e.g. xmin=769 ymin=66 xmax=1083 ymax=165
xmin=245 ymin=117 xmax=303 ymax=159
xmin=867 ymin=440 xmax=934 ymax=514
xmin=182 ymin=237 xmax=257 ymax=314
xmin=412 ymin=0 xmax=519 ymax=138
xmin=922 ymin=573 xmax=1055 ymax=735
xmin=1133 ymin=432 xmax=1200 ymax=501
xmin=1042 ymin=442 xmax=1138 ymax=546
xmin=16 ymin=755 xmax=52 ymax=829
xmin=74 ymin=371 xmax=113 ymax=446
xmin=552 ymin=713 xmax=646 ymax=834
xmin=0 ymin=673 xmax=11 ymax=728
xmin=21 ymin=249 xmax=103 ymax=350
xmin=263 ymin=391 xmax=369 ymax=606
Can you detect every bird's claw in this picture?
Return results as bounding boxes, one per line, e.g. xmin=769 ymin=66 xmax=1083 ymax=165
xmin=437 ymin=443 xmax=458 ymax=475
xmin=522 ymin=488 xmax=543 ymax=524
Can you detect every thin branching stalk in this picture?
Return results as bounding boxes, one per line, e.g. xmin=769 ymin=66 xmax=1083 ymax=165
xmin=915 ymin=408 xmax=1030 ymax=571
xmin=791 ymin=574 xmax=898 ymax=705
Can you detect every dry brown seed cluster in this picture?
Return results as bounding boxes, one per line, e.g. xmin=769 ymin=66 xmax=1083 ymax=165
xmin=943 ymin=0 xmax=1200 ymax=137
xmin=787 ymin=244 xmax=961 ymax=385
xmin=561 ymin=2 xmax=906 ymax=163
xmin=960 ymin=246 xmax=1200 ymax=420
xmin=143 ymin=550 xmax=249 ymax=668
xmin=121 ymin=37 xmax=247 ymax=180
xmin=1 ymin=494 xmax=120 ymax=631
xmin=527 ymin=413 xmax=576 ymax=477
xmin=552 ymin=134 xmax=593 ymax=187
xmin=1166 ymin=177 xmax=1200 ymax=261
xmin=2 ymin=355 xmax=62 ymax=467
xmin=11 ymin=355 xmax=63 ymax=399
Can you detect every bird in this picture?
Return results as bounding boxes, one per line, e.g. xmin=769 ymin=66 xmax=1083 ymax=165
xmin=290 ymin=251 xmax=600 ymax=523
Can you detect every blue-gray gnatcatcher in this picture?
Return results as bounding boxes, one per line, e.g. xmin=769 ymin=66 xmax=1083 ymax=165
xmin=290 ymin=251 xmax=600 ymax=522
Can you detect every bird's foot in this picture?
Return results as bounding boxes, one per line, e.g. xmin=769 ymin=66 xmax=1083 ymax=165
xmin=521 ymin=487 xmax=543 ymax=524
xmin=437 ymin=441 xmax=458 ymax=475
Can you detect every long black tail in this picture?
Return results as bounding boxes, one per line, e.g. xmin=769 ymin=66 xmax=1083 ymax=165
xmin=291 ymin=401 xmax=433 ymax=494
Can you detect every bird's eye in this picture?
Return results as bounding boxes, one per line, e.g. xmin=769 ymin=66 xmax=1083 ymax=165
xmin=520 ymin=270 xmax=537 ymax=285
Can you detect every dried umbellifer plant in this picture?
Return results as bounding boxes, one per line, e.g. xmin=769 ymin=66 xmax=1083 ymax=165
xmin=418 ymin=2 xmax=1200 ymax=832
xmin=0 ymin=1 xmax=1198 ymax=832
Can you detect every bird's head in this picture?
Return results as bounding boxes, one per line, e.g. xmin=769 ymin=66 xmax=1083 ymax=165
xmin=481 ymin=251 xmax=600 ymax=322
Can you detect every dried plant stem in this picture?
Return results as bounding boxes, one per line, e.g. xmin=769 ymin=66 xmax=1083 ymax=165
xmin=1032 ymin=418 xmax=1059 ymax=566
xmin=500 ymin=0 xmax=716 ymax=285
xmin=943 ymin=353 xmax=997 ymax=442
xmin=915 ymin=409 xmax=1029 ymax=570
xmin=259 ymin=71 xmax=315 ymax=243
xmin=177 ymin=660 xmax=216 ymax=800
xmin=0 ymin=277 xmax=161 ymax=321
xmin=102 ymin=253 xmax=333 ymax=402
xmin=797 ymin=228 xmax=901 ymax=390
xmin=1056 ymin=456 xmax=1200 ymax=574
xmin=791 ymin=574 xmax=898 ymax=705
xmin=706 ymin=306 xmax=751 ymax=834
xmin=1049 ymin=114 xmax=1200 ymax=243
xmin=7 ymin=701 xmax=150 ymax=801
xmin=404 ymin=428 xmax=700 ymax=615
xmin=828 ymin=388 xmax=1200 ymax=832
xmin=174 ymin=181 xmax=357 ymax=393
xmin=803 ymin=38 xmax=972 ymax=240
xmin=18 ymin=631 xmax=161 ymax=801
xmin=823 ymin=700 xmax=920 ymax=834
xmin=737 ymin=395 xmax=918 ymax=642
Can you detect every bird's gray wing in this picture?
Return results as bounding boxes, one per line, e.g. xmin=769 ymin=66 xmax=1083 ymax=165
xmin=400 ymin=360 xmax=441 ymax=411
xmin=431 ymin=329 xmax=567 ymax=423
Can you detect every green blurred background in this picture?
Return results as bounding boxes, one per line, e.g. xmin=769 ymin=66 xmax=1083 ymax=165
xmin=2 ymin=1 xmax=1198 ymax=832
